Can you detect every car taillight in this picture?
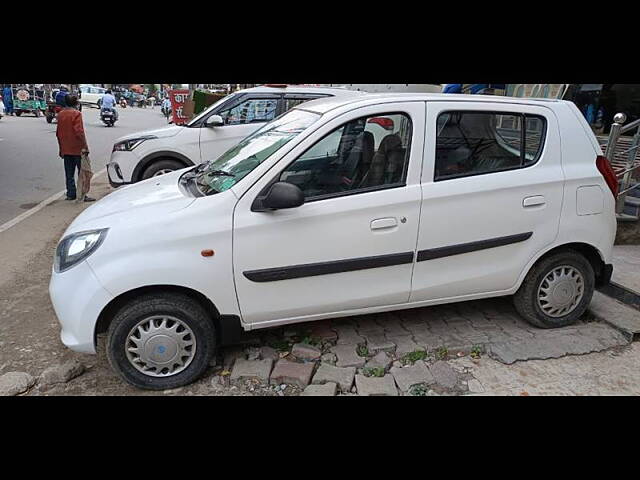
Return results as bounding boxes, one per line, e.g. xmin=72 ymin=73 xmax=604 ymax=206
xmin=367 ymin=117 xmax=395 ymax=130
xmin=596 ymin=155 xmax=619 ymax=198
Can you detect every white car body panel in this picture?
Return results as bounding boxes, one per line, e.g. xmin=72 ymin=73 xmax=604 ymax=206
xmin=49 ymin=93 xmax=617 ymax=354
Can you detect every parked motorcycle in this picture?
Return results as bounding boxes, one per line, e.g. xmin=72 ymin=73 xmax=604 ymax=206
xmin=100 ymin=107 xmax=117 ymax=127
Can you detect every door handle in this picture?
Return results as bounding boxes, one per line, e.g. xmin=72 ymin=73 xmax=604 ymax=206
xmin=371 ymin=218 xmax=398 ymax=230
xmin=523 ymin=196 xmax=546 ymax=208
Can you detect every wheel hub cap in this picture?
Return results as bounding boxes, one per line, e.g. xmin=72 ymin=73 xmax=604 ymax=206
xmin=537 ymin=266 xmax=584 ymax=318
xmin=153 ymin=169 xmax=173 ymax=177
xmin=126 ymin=316 xmax=196 ymax=377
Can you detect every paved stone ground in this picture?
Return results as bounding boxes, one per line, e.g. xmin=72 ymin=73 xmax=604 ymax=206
xmin=208 ymin=296 xmax=632 ymax=396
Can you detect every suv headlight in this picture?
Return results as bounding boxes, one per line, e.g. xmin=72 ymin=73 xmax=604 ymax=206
xmin=54 ymin=229 xmax=109 ymax=273
xmin=113 ymin=136 xmax=156 ymax=152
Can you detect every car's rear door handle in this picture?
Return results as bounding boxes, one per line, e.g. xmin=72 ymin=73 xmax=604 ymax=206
xmin=371 ymin=218 xmax=398 ymax=230
xmin=523 ymin=196 xmax=546 ymax=208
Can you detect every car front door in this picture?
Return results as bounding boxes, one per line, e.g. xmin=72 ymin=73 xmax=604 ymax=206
xmin=232 ymin=102 xmax=426 ymax=326
xmin=410 ymin=101 xmax=563 ymax=303
xmin=199 ymin=94 xmax=283 ymax=163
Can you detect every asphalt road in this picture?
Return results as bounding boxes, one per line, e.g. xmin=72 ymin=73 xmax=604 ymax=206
xmin=0 ymin=105 xmax=168 ymax=225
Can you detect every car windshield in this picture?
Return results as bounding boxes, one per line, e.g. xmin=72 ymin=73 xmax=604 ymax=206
xmin=186 ymin=93 xmax=237 ymax=126
xmin=193 ymin=109 xmax=320 ymax=195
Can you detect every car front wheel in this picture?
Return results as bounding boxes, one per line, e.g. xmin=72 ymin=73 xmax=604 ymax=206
xmin=106 ymin=292 xmax=216 ymax=390
xmin=514 ymin=250 xmax=595 ymax=329
xmin=141 ymin=159 xmax=185 ymax=180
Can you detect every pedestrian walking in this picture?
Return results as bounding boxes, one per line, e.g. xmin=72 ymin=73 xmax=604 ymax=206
xmin=2 ymin=84 xmax=14 ymax=115
xmin=55 ymin=95 xmax=95 ymax=202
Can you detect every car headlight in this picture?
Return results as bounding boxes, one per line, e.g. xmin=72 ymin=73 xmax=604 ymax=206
xmin=54 ymin=229 xmax=108 ymax=273
xmin=112 ymin=136 xmax=156 ymax=152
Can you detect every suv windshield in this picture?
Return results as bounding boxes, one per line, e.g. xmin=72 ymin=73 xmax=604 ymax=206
xmin=186 ymin=93 xmax=237 ymax=126
xmin=192 ymin=109 xmax=320 ymax=196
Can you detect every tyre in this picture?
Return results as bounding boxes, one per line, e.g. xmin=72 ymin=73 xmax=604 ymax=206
xmin=514 ymin=250 xmax=595 ymax=329
xmin=141 ymin=158 xmax=184 ymax=179
xmin=46 ymin=114 xmax=53 ymax=124
xmin=35 ymin=109 xmax=41 ymax=117
xmin=15 ymin=110 xmax=22 ymax=117
xmin=106 ymin=292 xmax=216 ymax=390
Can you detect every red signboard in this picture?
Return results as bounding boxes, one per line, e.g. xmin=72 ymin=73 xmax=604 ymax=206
xmin=168 ymin=89 xmax=190 ymax=125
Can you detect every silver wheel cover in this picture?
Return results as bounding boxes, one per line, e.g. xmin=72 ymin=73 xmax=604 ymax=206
xmin=153 ymin=169 xmax=173 ymax=177
xmin=125 ymin=316 xmax=196 ymax=377
xmin=537 ymin=266 xmax=585 ymax=318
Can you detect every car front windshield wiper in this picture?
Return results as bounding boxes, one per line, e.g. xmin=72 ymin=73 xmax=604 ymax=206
xmin=204 ymin=169 xmax=235 ymax=178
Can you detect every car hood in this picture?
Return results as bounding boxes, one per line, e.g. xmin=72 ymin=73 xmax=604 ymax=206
xmin=114 ymin=124 xmax=185 ymax=143
xmin=66 ymin=170 xmax=196 ymax=233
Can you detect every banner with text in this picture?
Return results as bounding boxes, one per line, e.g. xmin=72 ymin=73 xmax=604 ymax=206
xmin=168 ymin=89 xmax=190 ymax=125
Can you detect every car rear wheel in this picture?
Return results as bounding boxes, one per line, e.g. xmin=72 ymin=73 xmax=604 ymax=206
xmin=514 ymin=250 xmax=595 ymax=329
xmin=141 ymin=159 xmax=185 ymax=180
xmin=106 ymin=292 xmax=216 ymax=390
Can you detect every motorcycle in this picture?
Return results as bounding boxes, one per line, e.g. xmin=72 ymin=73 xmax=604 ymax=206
xmin=120 ymin=98 xmax=127 ymax=108
xmin=100 ymin=107 xmax=117 ymax=127
xmin=161 ymin=103 xmax=171 ymax=120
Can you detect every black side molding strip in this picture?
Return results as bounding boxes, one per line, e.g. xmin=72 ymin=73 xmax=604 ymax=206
xmin=417 ymin=232 xmax=533 ymax=262
xmin=244 ymin=252 xmax=415 ymax=283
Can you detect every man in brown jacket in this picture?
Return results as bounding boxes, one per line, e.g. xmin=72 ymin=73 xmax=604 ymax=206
xmin=55 ymin=95 xmax=95 ymax=201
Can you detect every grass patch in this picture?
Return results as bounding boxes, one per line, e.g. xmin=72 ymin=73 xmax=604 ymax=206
xmin=269 ymin=340 xmax=291 ymax=352
xmin=409 ymin=384 xmax=429 ymax=396
xmin=362 ymin=367 xmax=385 ymax=378
xmin=435 ymin=346 xmax=449 ymax=361
xmin=357 ymin=344 xmax=369 ymax=357
xmin=401 ymin=350 xmax=428 ymax=365
xmin=470 ymin=345 xmax=484 ymax=359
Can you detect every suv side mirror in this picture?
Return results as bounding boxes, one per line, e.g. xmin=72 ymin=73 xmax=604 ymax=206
xmin=252 ymin=182 xmax=305 ymax=212
xmin=206 ymin=114 xmax=224 ymax=127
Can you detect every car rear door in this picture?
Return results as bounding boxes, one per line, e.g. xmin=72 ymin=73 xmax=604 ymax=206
xmin=410 ymin=101 xmax=564 ymax=303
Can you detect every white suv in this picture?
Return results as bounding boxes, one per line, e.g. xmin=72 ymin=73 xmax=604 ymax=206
xmin=50 ymin=93 xmax=619 ymax=389
xmin=107 ymin=85 xmax=362 ymax=186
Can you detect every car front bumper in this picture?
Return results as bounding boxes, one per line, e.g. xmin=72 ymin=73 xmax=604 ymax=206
xmin=49 ymin=260 xmax=114 ymax=354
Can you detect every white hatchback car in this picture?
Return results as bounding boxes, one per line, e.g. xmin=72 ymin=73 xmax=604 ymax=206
xmin=79 ymin=84 xmax=107 ymax=108
xmin=106 ymin=85 xmax=362 ymax=185
xmin=50 ymin=93 xmax=619 ymax=390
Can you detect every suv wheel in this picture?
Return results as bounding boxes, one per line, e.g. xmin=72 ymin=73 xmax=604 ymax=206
xmin=141 ymin=159 xmax=185 ymax=180
xmin=106 ymin=292 xmax=216 ymax=390
xmin=514 ymin=250 xmax=595 ymax=329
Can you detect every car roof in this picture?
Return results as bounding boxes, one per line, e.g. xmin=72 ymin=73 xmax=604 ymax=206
xmin=295 ymin=93 xmax=564 ymax=115
xmin=240 ymin=85 xmax=364 ymax=96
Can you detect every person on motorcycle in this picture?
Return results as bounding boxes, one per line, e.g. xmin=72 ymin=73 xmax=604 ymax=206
xmin=55 ymin=85 xmax=70 ymax=107
xmin=101 ymin=89 xmax=118 ymax=121
xmin=161 ymin=97 xmax=171 ymax=118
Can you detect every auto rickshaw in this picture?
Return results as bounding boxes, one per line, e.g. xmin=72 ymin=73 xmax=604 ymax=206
xmin=44 ymin=85 xmax=82 ymax=123
xmin=12 ymin=86 xmax=47 ymax=117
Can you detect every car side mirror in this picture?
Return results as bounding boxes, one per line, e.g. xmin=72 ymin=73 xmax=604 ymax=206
xmin=206 ymin=114 xmax=224 ymax=127
xmin=252 ymin=182 xmax=305 ymax=212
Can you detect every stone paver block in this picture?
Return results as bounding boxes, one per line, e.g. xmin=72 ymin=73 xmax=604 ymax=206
xmin=301 ymin=382 xmax=337 ymax=396
xmin=356 ymin=317 xmax=386 ymax=335
xmin=363 ymin=334 xmax=396 ymax=353
xmin=429 ymin=361 xmax=459 ymax=389
xmin=334 ymin=327 xmax=365 ymax=345
xmin=312 ymin=363 xmax=356 ymax=392
xmin=331 ymin=344 xmax=366 ymax=368
xmin=355 ymin=374 xmax=398 ymax=396
xmin=388 ymin=335 xmax=421 ymax=356
xmin=270 ymin=359 xmax=315 ymax=388
xmin=308 ymin=322 xmax=338 ymax=342
xmin=467 ymin=379 xmax=485 ymax=394
xmin=260 ymin=346 xmax=280 ymax=361
xmin=0 ymin=372 xmax=36 ymax=396
xmin=291 ymin=343 xmax=322 ymax=361
xmin=321 ymin=353 xmax=337 ymax=365
xmin=365 ymin=351 xmax=392 ymax=371
xmin=230 ymin=358 xmax=273 ymax=384
xmin=413 ymin=332 xmax=444 ymax=352
xmin=390 ymin=362 xmax=435 ymax=392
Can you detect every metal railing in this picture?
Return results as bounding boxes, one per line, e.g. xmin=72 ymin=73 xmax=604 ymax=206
xmin=605 ymin=113 xmax=640 ymax=217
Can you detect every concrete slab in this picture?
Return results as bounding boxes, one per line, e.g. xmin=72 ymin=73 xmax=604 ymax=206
xmin=590 ymin=291 xmax=640 ymax=340
xmin=612 ymin=245 xmax=640 ymax=294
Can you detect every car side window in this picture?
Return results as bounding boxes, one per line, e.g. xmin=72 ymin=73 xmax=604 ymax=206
xmin=219 ymin=98 xmax=279 ymax=125
xmin=284 ymin=96 xmax=324 ymax=111
xmin=279 ymin=113 xmax=412 ymax=201
xmin=435 ymin=111 xmax=547 ymax=181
